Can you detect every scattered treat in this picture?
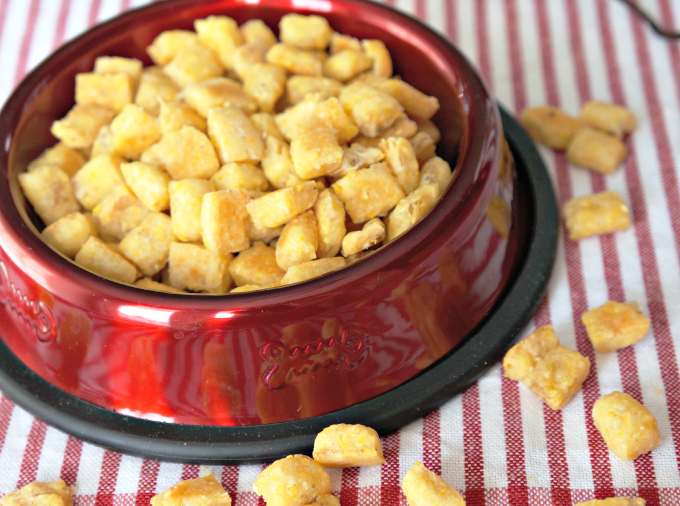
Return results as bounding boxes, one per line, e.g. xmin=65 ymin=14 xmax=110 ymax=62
xmin=312 ymin=423 xmax=386 ymax=467
xmin=502 ymin=324 xmax=559 ymax=381
xmin=579 ymin=101 xmax=637 ymax=139
xmin=523 ymin=345 xmax=591 ymax=410
xmin=592 ymin=391 xmax=661 ymax=460
xmin=0 ymin=480 xmax=74 ymax=506
xmin=566 ymin=127 xmax=628 ymax=174
xmin=520 ymin=105 xmax=580 ymax=150
xmin=253 ymin=454 xmax=331 ymax=506
xmin=19 ymin=14 xmax=451 ymax=293
xmin=573 ymin=498 xmax=645 ymax=506
xmin=581 ymin=301 xmax=650 ymax=353
xmin=151 ymin=476 xmax=232 ymax=506
xmin=306 ymin=496 xmax=341 ymax=506
xmin=402 ymin=461 xmax=466 ymax=506
xmin=563 ymin=191 xmax=631 ymax=240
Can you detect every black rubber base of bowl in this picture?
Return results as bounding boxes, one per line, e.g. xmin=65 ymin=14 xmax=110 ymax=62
xmin=0 ymin=107 xmax=558 ymax=464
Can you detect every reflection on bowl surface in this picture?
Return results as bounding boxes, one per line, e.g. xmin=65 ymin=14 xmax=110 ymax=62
xmin=0 ymin=0 xmax=517 ymax=425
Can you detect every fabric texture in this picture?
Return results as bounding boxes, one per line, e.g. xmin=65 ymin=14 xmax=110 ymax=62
xmin=1 ymin=0 xmax=680 ymax=505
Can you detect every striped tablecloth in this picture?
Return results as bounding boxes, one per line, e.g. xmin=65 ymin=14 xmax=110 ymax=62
xmin=1 ymin=0 xmax=680 ymax=504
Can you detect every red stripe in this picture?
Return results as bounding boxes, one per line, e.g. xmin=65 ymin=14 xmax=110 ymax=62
xmin=0 ymin=395 xmax=16 ymax=456
xmin=380 ymin=432 xmax=401 ymax=506
xmin=566 ymin=0 xmax=662 ymax=501
xmin=500 ymin=378 xmax=528 ymax=506
xmin=121 ymin=0 xmax=131 ymax=11
xmin=543 ymin=406 xmax=571 ymax=505
xmin=445 ymin=0 xmax=456 ymax=44
xmin=597 ymin=0 xmax=680 ymax=481
xmin=415 ymin=0 xmax=426 ymax=22
xmin=422 ymin=408 xmax=441 ymax=475
xmin=15 ymin=419 xmax=48 ymax=488
xmin=504 ymin=0 xmax=526 ymax=113
xmin=95 ymin=451 xmax=123 ymax=506
xmin=181 ymin=464 xmax=200 ymax=481
xmin=59 ymin=437 xmax=83 ymax=487
xmin=475 ymin=0 xmax=492 ymax=88
xmin=339 ymin=467 xmax=359 ymax=506
xmin=52 ymin=0 xmax=72 ymax=49
xmin=462 ymin=383 xmax=484 ymax=506
xmin=221 ymin=466 xmax=239 ymax=496
xmin=135 ymin=460 xmax=160 ymax=506
xmin=88 ymin=0 xmax=102 ymax=26
xmin=13 ymin=0 xmax=41 ymax=87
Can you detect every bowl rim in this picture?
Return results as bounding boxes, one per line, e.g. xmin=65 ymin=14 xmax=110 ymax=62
xmin=0 ymin=0 xmax=498 ymax=311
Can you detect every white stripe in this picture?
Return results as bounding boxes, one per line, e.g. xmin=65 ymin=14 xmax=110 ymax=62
xmin=114 ymin=455 xmax=144 ymax=494
xmin=74 ymin=443 xmax=105 ymax=495
xmin=519 ymin=384 xmax=551 ymax=489
xmin=486 ymin=0 xmax=512 ymax=111
xmin=398 ymin=417 xmax=422 ymax=481
xmin=99 ymin=0 xmax=123 ymax=23
xmin=454 ymin=0 xmax=478 ymax=70
xmin=439 ymin=395 xmax=464 ymax=490
xmin=25 ymin=0 xmax=58 ymax=73
xmin=0 ymin=0 xmax=31 ymax=105
xmin=154 ymin=462 xmax=183 ymax=493
xmin=0 ymin=407 xmax=35 ymax=493
xmin=64 ymin=0 xmax=91 ymax=43
xmin=478 ymin=367 xmax=508 ymax=489
xmin=425 ymin=0 xmax=445 ymax=35
xmin=236 ymin=464 xmax=262 ymax=494
xmin=34 ymin=426 xmax=69 ymax=483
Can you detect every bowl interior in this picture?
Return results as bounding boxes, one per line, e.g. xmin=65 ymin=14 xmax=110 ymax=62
xmin=6 ymin=0 xmax=473 ymax=239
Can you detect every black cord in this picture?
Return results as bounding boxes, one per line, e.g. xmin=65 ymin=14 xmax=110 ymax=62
xmin=617 ymin=0 xmax=680 ymax=39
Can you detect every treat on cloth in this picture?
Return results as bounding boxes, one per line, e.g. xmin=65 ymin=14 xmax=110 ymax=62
xmin=503 ymin=324 xmax=560 ymax=381
xmin=402 ymin=461 xmax=466 ymax=506
xmin=313 ymin=423 xmax=386 ymax=467
xmin=151 ymin=476 xmax=231 ymax=506
xmin=581 ymin=301 xmax=650 ymax=353
xmin=0 ymin=480 xmax=74 ymax=506
xmin=253 ymin=454 xmax=331 ymax=506
xmin=523 ymin=345 xmax=591 ymax=410
xmin=563 ymin=191 xmax=631 ymax=241
xmin=592 ymin=391 xmax=661 ymax=460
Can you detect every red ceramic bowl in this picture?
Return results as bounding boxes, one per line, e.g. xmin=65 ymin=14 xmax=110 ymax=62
xmin=0 ymin=0 xmax=516 ymax=427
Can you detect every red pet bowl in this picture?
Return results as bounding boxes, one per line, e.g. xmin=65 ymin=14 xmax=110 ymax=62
xmin=0 ymin=0 xmax=557 ymax=463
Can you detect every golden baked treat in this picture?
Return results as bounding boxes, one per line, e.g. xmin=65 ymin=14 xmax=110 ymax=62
xmin=574 ymin=498 xmax=645 ymax=506
xmin=520 ymin=105 xmax=579 ymax=150
xmin=566 ymin=127 xmax=627 ymax=174
xmin=523 ymin=345 xmax=591 ymax=410
xmin=402 ymin=461 xmax=465 ymax=506
xmin=312 ymin=423 xmax=386 ymax=467
xmin=563 ymin=191 xmax=631 ymax=241
xmin=581 ymin=301 xmax=650 ymax=353
xmin=592 ymin=391 xmax=661 ymax=460
xmin=0 ymin=480 xmax=74 ymax=506
xmin=151 ymin=476 xmax=231 ymax=506
xmin=503 ymin=324 xmax=560 ymax=381
xmin=252 ymin=455 xmax=331 ymax=506
xmin=579 ymin=101 xmax=637 ymax=139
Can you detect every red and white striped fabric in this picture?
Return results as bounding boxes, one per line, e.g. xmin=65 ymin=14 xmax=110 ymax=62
xmin=1 ymin=0 xmax=680 ymax=505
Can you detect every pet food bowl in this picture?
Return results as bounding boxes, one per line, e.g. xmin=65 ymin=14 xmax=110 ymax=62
xmin=0 ymin=0 xmax=557 ymax=463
